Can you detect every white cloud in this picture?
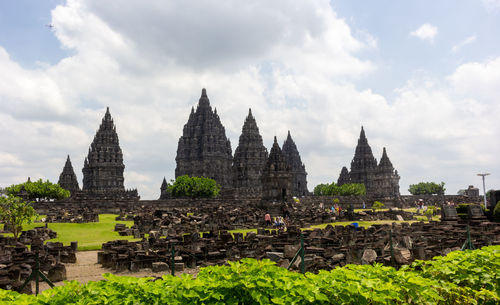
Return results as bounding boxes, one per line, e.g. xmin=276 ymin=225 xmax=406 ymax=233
xmin=410 ymin=23 xmax=438 ymax=42
xmin=482 ymin=0 xmax=500 ymax=12
xmin=0 ymin=0 xmax=498 ymax=199
xmin=451 ymin=36 xmax=476 ymax=53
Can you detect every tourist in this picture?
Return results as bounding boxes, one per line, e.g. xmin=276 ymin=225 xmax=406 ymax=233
xmin=265 ymin=213 xmax=272 ymax=226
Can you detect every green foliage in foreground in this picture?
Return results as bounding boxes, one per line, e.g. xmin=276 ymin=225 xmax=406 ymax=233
xmin=168 ymin=175 xmax=220 ymax=198
xmin=313 ymin=182 xmax=366 ymax=196
xmin=1 ymin=246 xmax=498 ymax=305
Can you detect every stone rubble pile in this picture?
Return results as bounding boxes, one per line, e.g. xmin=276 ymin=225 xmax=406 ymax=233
xmin=0 ymin=238 xmax=77 ymax=293
xmin=97 ymin=219 xmax=500 ymax=274
xmin=42 ymin=208 xmax=99 ymax=223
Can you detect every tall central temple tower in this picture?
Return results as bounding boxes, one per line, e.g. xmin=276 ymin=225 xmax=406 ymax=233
xmin=82 ymin=107 xmax=125 ymax=192
xmin=175 ymin=89 xmax=233 ymax=189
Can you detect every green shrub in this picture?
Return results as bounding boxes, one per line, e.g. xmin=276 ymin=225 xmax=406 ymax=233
xmin=1 ymin=246 xmax=498 ymax=304
xmin=372 ymin=201 xmax=385 ymax=211
xmin=494 ymin=200 xmax=500 ymax=222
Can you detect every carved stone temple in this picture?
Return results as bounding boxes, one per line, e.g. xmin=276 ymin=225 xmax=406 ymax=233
xmin=175 ymin=89 xmax=233 ymax=189
xmin=232 ymin=109 xmax=269 ymax=197
xmin=339 ymin=127 xmax=400 ymax=197
xmin=82 ymin=107 xmax=138 ymax=198
xmin=57 ymin=155 xmax=80 ymax=195
xmin=282 ymin=131 xmax=308 ymax=196
xmin=261 ymin=137 xmax=292 ymax=201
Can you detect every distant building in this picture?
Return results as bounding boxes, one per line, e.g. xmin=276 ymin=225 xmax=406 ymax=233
xmin=261 ymin=137 xmax=292 ymax=201
xmin=464 ymin=185 xmax=479 ymax=197
xmin=57 ymin=155 xmax=80 ymax=195
xmin=81 ymin=107 xmax=138 ymax=199
xmin=232 ymin=109 xmax=268 ymax=197
xmin=338 ymin=127 xmax=400 ymax=197
xmin=282 ymin=131 xmax=308 ymax=196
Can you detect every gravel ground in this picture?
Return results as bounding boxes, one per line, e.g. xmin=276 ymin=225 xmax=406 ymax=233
xmin=34 ymin=251 xmax=200 ymax=293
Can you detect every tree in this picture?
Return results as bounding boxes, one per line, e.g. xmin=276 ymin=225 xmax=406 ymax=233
xmin=5 ymin=179 xmax=70 ymax=201
xmin=313 ymin=182 xmax=366 ymax=196
xmin=408 ymin=182 xmax=446 ymax=195
xmin=168 ymin=175 xmax=220 ymax=198
xmin=0 ymin=196 xmax=38 ymax=240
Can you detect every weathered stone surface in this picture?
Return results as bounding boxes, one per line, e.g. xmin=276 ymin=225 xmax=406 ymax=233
xmin=342 ymin=127 xmax=400 ymax=197
xmin=261 ymin=137 xmax=292 ymax=201
xmin=394 ymin=248 xmax=412 ymax=265
xmin=175 ymin=89 xmax=233 ymax=189
xmin=282 ymin=131 xmax=308 ymax=196
xmin=82 ymin=107 xmax=125 ymax=192
xmin=58 ymin=155 xmax=79 ymax=195
xmin=48 ymin=264 xmax=67 ymax=282
xmin=233 ymin=109 xmax=268 ymax=198
xmin=152 ymin=262 xmax=169 ymax=272
xmin=284 ymin=244 xmax=300 ymax=259
xmin=266 ymin=252 xmax=284 ymax=262
xmin=361 ymin=249 xmax=377 ymax=264
xmin=337 ymin=166 xmax=351 ymax=186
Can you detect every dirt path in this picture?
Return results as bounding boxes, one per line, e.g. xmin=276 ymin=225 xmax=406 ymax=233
xmin=35 ymin=251 xmax=200 ymax=292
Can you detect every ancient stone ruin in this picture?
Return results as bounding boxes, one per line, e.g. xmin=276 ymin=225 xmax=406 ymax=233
xmin=261 ymin=137 xmax=292 ymax=202
xmin=97 ymin=218 xmax=500 ymax=274
xmin=175 ymin=89 xmax=234 ymax=190
xmin=57 ymin=155 xmax=80 ymax=195
xmin=339 ymin=127 xmax=400 ymax=197
xmin=282 ymin=131 xmax=308 ymax=196
xmin=232 ymin=109 xmax=268 ymax=198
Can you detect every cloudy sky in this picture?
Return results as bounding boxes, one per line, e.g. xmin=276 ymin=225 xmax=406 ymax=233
xmin=1 ymin=0 xmax=499 ymax=199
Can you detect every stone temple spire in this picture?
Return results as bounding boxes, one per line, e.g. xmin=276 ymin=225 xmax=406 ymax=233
xmin=233 ymin=108 xmax=268 ymax=197
xmin=349 ymin=126 xmax=377 ymax=193
xmin=282 ymin=131 xmax=308 ymax=196
xmin=160 ymin=177 xmax=169 ymax=199
xmin=261 ymin=137 xmax=292 ymax=201
xmin=58 ymin=155 xmax=80 ymax=195
xmin=82 ymin=107 xmax=125 ymax=192
xmin=175 ymin=88 xmax=233 ymax=189
xmin=337 ymin=166 xmax=351 ymax=186
xmin=373 ymin=147 xmax=400 ymax=197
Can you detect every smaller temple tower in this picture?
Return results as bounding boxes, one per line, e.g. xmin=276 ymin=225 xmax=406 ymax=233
xmin=232 ymin=109 xmax=268 ymax=197
xmin=349 ymin=126 xmax=378 ymax=193
xmin=337 ymin=166 xmax=351 ymax=186
xmin=159 ymin=177 xmax=169 ymax=199
xmin=373 ymin=147 xmax=400 ymax=197
xmin=261 ymin=137 xmax=292 ymax=201
xmin=58 ymin=155 xmax=80 ymax=195
xmin=282 ymin=131 xmax=308 ymax=196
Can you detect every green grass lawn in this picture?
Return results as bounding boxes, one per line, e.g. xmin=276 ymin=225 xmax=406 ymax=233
xmin=1 ymin=214 xmax=140 ymax=251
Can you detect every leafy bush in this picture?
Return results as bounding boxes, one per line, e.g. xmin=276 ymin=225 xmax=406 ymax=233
xmin=494 ymin=201 xmax=500 ymax=222
xmin=1 ymin=246 xmax=498 ymax=304
xmin=372 ymin=201 xmax=385 ymax=211
xmin=5 ymin=179 xmax=70 ymax=201
xmin=313 ymin=182 xmax=366 ymax=196
xmin=168 ymin=175 xmax=220 ymax=198
xmin=408 ymin=182 xmax=446 ymax=195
